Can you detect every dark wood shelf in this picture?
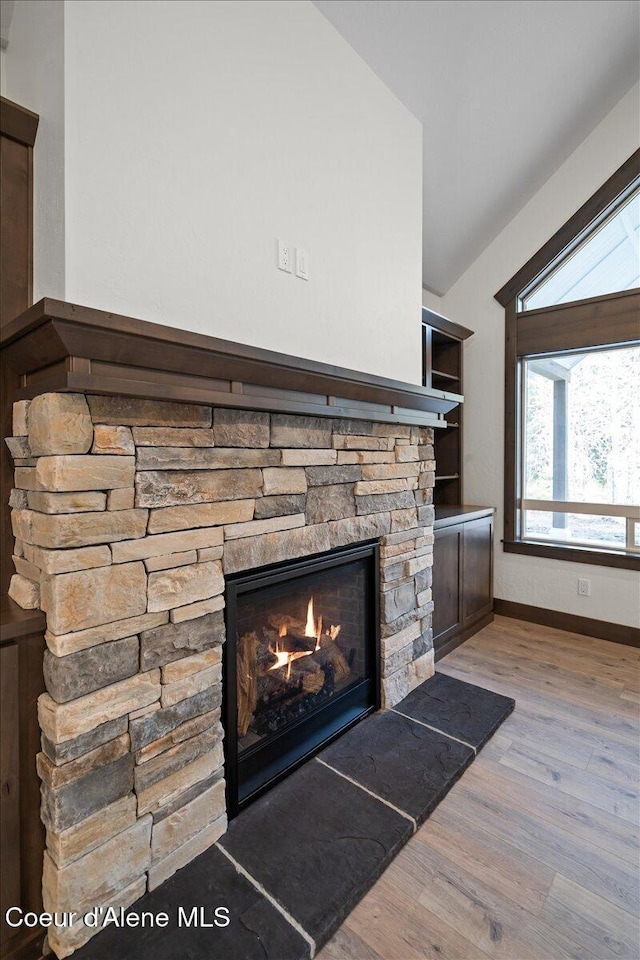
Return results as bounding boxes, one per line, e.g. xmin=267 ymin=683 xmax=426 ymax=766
xmin=431 ymin=369 xmax=460 ymax=383
xmin=422 ymin=308 xmax=472 ymax=506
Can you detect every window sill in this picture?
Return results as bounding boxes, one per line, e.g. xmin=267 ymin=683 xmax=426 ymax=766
xmin=502 ymin=539 xmax=640 ymax=571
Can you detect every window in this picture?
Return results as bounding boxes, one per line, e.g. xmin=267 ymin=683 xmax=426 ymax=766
xmin=496 ymin=150 xmax=640 ymax=571
xmin=522 ymin=188 xmax=640 ymax=311
xmin=521 ymin=345 xmax=639 ymax=554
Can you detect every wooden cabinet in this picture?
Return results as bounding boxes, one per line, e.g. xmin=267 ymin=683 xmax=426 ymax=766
xmin=0 ymin=602 xmax=46 ymax=960
xmin=433 ymin=508 xmax=494 ymax=660
xmin=431 ymin=523 xmax=464 ymax=648
xmin=421 ymin=308 xmax=473 ymax=506
xmin=1 ymin=98 xmax=45 ymax=960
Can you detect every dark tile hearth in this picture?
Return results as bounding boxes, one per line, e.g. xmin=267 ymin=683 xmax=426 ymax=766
xmin=395 ymin=671 xmax=515 ymax=749
xmin=319 ymin=709 xmax=474 ymax=825
xmin=73 ymin=674 xmax=514 ymax=960
xmin=73 ymin=843 xmax=310 ymax=960
xmin=219 ymin=760 xmax=412 ymax=947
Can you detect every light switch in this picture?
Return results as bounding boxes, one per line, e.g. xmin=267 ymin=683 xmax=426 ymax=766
xmin=296 ymin=248 xmax=309 ymax=281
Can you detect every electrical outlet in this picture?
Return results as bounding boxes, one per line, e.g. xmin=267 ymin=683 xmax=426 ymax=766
xmin=277 ymin=239 xmax=291 ymax=273
xmin=295 ymin=247 xmax=309 ymax=281
xmin=578 ymin=578 xmax=590 ymax=597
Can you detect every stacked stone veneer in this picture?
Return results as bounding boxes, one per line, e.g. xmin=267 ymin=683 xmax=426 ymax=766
xmin=7 ymin=393 xmax=435 ymax=958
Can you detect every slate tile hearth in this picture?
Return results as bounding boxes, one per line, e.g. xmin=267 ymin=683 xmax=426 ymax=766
xmin=74 ymin=674 xmax=514 ymax=960
xmin=319 ymin=709 xmax=475 ymax=826
xmin=219 ymin=760 xmax=413 ymax=946
xmin=73 ymin=843 xmax=311 ymax=960
xmin=396 ymin=671 xmax=516 ymax=749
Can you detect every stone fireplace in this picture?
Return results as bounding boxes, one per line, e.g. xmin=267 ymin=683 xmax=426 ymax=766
xmin=1 ymin=298 xmax=464 ymax=958
xmin=7 ymin=390 xmax=437 ymax=957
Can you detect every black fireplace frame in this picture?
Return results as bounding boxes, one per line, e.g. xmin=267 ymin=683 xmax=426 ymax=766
xmin=224 ymin=540 xmax=381 ymax=818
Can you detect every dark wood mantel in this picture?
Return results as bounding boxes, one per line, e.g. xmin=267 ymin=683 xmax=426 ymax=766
xmin=1 ymin=299 xmax=462 ymax=427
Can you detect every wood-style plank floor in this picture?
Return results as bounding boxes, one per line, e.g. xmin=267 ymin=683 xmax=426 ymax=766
xmin=317 ymin=615 xmax=640 ymax=960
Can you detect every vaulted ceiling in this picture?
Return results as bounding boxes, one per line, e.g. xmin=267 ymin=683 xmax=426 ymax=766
xmin=313 ymin=0 xmax=640 ymax=295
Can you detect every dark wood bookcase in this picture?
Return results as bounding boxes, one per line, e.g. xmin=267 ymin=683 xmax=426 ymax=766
xmin=421 ymin=307 xmax=473 ymax=504
xmin=422 ymin=308 xmax=495 ymax=660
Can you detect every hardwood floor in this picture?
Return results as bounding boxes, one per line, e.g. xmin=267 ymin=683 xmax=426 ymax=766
xmin=317 ymin=615 xmax=640 ymax=960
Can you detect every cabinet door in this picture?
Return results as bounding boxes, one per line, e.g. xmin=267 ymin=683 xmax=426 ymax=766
xmin=462 ymin=515 xmax=493 ymax=626
xmin=0 ymin=627 xmax=46 ymax=960
xmin=1 ymin=643 xmax=21 ymax=951
xmin=433 ymin=524 xmax=463 ymax=649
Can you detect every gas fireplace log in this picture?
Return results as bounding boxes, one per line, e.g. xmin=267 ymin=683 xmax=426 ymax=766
xmin=267 ymin=613 xmax=321 ymax=649
xmin=301 ymin=671 xmax=324 ymax=694
xmin=268 ymin=613 xmax=307 ymax=635
xmin=291 ymin=651 xmax=324 ymax=695
xmin=315 ymin=640 xmax=351 ymax=683
xmin=257 ymin=638 xmax=278 ymax=668
xmin=262 ymin=626 xmax=316 ymax=653
xmin=258 ymin=653 xmax=326 ymax=698
xmin=257 ymin=672 xmax=290 ymax=704
xmin=290 ymin=656 xmax=322 ymax=677
xmin=237 ymin=630 xmax=259 ymax=737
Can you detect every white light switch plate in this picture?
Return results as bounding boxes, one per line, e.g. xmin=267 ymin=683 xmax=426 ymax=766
xmin=296 ymin=248 xmax=309 ymax=280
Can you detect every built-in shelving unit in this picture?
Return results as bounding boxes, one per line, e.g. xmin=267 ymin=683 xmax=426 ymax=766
xmin=421 ymin=308 xmax=473 ymax=505
xmin=421 ymin=308 xmax=495 ymax=659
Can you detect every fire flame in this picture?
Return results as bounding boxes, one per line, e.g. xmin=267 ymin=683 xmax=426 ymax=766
xmin=268 ymin=640 xmax=313 ymax=680
xmin=305 ymin=597 xmax=316 ymax=638
xmin=268 ymin=597 xmax=343 ymax=678
xmin=305 ymin=597 xmax=325 ymax=651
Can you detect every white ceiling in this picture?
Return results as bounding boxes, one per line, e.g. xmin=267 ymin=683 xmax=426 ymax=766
xmin=312 ymin=0 xmax=640 ymax=295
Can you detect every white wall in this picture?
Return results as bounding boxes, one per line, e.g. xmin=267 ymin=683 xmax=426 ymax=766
xmin=424 ymin=83 xmax=640 ymax=629
xmin=60 ymin=0 xmax=422 ymax=384
xmin=2 ymin=0 xmax=65 ymax=301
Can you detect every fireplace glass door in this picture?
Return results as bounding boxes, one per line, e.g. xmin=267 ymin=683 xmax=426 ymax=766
xmin=225 ymin=542 xmax=379 ymax=815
